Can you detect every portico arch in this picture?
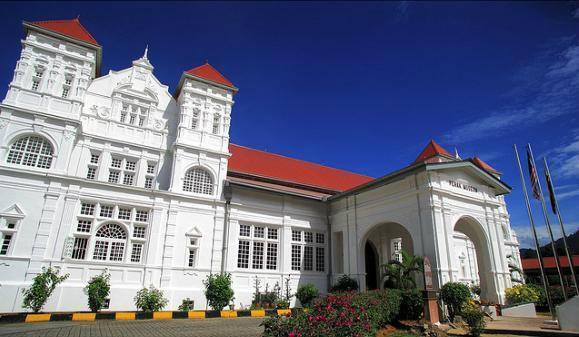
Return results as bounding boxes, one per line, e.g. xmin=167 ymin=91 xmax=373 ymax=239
xmin=360 ymin=222 xmax=415 ymax=291
xmin=453 ymin=216 xmax=497 ymax=302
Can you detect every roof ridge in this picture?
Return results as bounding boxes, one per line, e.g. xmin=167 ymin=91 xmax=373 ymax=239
xmin=230 ymin=143 xmax=373 ymax=179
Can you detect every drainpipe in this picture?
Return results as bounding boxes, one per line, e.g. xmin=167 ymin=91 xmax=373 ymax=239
xmin=220 ymin=181 xmax=233 ymax=273
xmin=326 ymin=201 xmax=333 ymax=291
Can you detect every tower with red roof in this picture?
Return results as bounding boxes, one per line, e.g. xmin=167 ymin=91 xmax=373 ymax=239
xmin=169 ymin=61 xmax=237 ymax=195
xmin=3 ymin=18 xmax=101 ymax=119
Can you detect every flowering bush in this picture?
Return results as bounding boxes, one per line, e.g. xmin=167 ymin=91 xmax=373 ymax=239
xmin=462 ymin=302 xmax=486 ymax=337
xmin=262 ymin=290 xmax=401 ymax=337
xmin=505 ymin=284 xmax=540 ymax=305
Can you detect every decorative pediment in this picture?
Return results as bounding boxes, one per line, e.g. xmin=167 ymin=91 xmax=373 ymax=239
xmin=0 ymin=204 xmax=26 ymax=218
xmin=426 ymin=161 xmax=511 ymax=195
xmin=185 ymin=226 xmax=202 ymax=237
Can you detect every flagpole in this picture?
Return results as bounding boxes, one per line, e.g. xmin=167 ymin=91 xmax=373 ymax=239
xmin=543 ymin=158 xmax=579 ymax=296
xmin=514 ymin=145 xmax=555 ymax=319
xmin=527 ymin=144 xmax=567 ymax=301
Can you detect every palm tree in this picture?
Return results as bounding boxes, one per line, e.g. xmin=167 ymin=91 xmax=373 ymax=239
xmin=383 ymin=250 xmax=424 ymax=290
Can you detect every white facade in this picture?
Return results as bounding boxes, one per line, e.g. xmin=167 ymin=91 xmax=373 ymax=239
xmin=0 ymin=20 xmax=521 ymax=313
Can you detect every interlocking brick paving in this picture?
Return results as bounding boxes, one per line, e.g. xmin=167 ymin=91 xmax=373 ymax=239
xmin=0 ymin=317 xmax=266 ymax=337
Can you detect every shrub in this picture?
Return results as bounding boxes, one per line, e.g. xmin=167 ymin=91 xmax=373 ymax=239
xmin=440 ymin=282 xmax=470 ymax=322
xmin=462 ymin=304 xmax=486 ymax=337
xmin=276 ymin=298 xmax=290 ymax=309
xmin=203 ymin=273 xmax=234 ymax=311
xmin=178 ymin=298 xmax=195 ymax=311
xmin=22 ymin=267 xmax=69 ymax=313
xmin=86 ymin=272 xmax=110 ymax=312
xmin=261 ymin=290 xmax=402 ymax=337
xmin=134 ymin=286 xmax=168 ymax=312
xmin=399 ymin=289 xmax=423 ymax=320
xmin=329 ymin=275 xmax=359 ymax=292
xmin=470 ymin=284 xmax=481 ymax=297
xmin=295 ymin=283 xmax=319 ymax=308
xmin=505 ymin=284 xmax=540 ymax=305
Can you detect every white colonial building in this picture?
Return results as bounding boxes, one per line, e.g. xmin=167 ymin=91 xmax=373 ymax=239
xmin=0 ymin=18 xmax=522 ymax=313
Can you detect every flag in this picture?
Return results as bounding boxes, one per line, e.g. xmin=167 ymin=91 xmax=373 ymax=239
xmin=527 ymin=146 xmax=541 ymax=200
xmin=545 ymin=165 xmax=558 ymax=214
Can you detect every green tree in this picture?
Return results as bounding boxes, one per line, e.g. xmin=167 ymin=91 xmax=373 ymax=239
xmin=86 ymin=272 xmax=110 ymax=312
xmin=203 ymin=273 xmax=235 ymax=311
xmin=383 ymin=250 xmax=423 ymax=290
xmin=22 ymin=267 xmax=69 ymax=312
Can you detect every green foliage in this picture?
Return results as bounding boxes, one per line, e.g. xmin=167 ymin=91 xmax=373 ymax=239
xmin=203 ymin=273 xmax=234 ymax=311
xmin=134 ymin=285 xmax=168 ymax=312
xmin=399 ymin=289 xmax=423 ymax=320
xmin=22 ymin=267 xmax=69 ymax=313
xmin=86 ymin=272 xmax=110 ymax=312
xmin=295 ymin=283 xmax=319 ymax=308
xmin=383 ymin=250 xmax=423 ymax=290
xmin=440 ymin=282 xmax=471 ymax=322
xmin=462 ymin=305 xmax=487 ymax=337
xmin=178 ymin=298 xmax=195 ymax=311
xmin=276 ymin=298 xmax=290 ymax=309
xmin=262 ymin=290 xmax=402 ymax=337
xmin=505 ymin=284 xmax=541 ymax=305
xmin=470 ymin=284 xmax=481 ymax=297
xmin=329 ymin=275 xmax=359 ymax=292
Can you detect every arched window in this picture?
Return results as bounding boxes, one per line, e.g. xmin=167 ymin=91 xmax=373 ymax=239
xmin=183 ymin=167 xmax=214 ymax=195
xmin=6 ymin=135 xmax=53 ymax=169
xmin=92 ymin=223 xmax=127 ymax=261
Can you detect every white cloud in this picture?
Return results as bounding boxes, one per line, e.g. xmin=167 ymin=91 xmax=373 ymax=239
xmin=444 ymin=40 xmax=579 ymax=144
xmin=513 ymin=222 xmax=579 ymax=248
xmin=549 ymin=129 xmax=579 ymax=178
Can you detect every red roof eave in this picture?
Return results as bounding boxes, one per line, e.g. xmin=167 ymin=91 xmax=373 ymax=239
xmin=228 ymin=144 xmax=374 ymax=193
xmin=522 ymin=256 xmax=579 ymax=270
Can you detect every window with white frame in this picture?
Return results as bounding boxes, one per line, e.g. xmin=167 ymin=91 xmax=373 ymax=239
xmin=6 ymin=135 xmax=53 ymax=169
xmin=390 ymin=238 xmax=402 ymax=262
xmin=69 ymin=202 xmax=150 ymax=263
xmin=191 ymin=109 xmax=200 ymax=130
xmin=31 ymin=68 xmax=43 ymax=91
xmin=0 ymin=217 xmax=20 ymax=256
xmin=86 ymin=152 xmax=100 ymax=180
xmin=212 ymin=114 xmax=220 ymax=134
xmin=186 ymin=236 xmax=200 ymax=267
xmin=291 ymin=229 xmax=326 ymax=272
xmin=183 ymin=167 xmax=214 ymax=195
xmin=119 ymin=102 xmax=149 ymax=127
xmin=108 ymin=156 xmax=137 ymax=186
xmin=237 ymin=224 xmax=279 ymax=270
xmin=144 ymin=162 xmax=156 ymax=189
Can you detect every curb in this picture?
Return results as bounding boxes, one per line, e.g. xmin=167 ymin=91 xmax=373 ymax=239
xmin=0 ymin=308 xmax=299 ymax=324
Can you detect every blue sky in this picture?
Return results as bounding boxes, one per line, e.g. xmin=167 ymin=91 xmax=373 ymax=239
xmin=1 ymin=2 xmax=578 ymax=248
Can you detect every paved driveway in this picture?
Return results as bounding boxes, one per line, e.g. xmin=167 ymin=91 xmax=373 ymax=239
xmin=0 ymin=317 xmax=266 ymax=337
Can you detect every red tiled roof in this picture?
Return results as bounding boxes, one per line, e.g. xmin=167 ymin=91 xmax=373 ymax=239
xmin=472 ymin=157 xmax=499 ymax=173
xmin=413 ymin=139 xmax=453 ymax=164
xmin=30 ymin=18 xmax=98 ymax=46
xmin=186 ymin=63 xmax=235 ymax=89
xmin=228 ymin=144 xmax=374 ymax=192
xmin=522 ymin=256 xmax=579 ymax=270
